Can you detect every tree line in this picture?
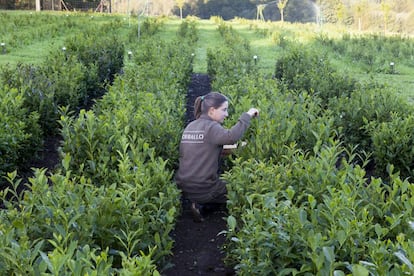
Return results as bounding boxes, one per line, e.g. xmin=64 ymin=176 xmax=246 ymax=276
xmin=175 ymin=0 xmax=413 ymax=30
xmin=1 ymin=0 xmax=413 ymax=34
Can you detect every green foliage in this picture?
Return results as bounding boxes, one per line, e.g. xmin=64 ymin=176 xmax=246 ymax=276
xmin=0 ymin=169 xmax=169 ymax=275
xmin=224 ymin=143 xmax=414 ymax=275
xmin=177 ymin=17 xmax=199 ymax=44
xmin=371 ymin=114 xmax=414 ymax=179
xmin=52 ymin=19 xmax=192 ymax=272
xmin=63 ymin=23 xmax=125 ymax=98
xmin=205 ymin=20 xmax=414 ymax=274
xmin=317 ymin=33 xmax=414 ymax=73
xmin=0 ymin=85 xmax=41 ymax=178
xmin=275 ymin=46 xmax=357 ymax=107
xmin=0 ymin=12 xmax=83 ymax=52
xmin=328 ymin=83 xmax=414 ymax=157
xmin=0 ymin=57 xmax=90 ymax=134
xmin=207 ymin=22 xmax=255 ymax=84
xmin=218 ymin=75 xmax=335 ymax=162
xmin=2 ymin=13 xmax=414 ymax=275
xmin=0 ymin=17 xmax=126 ymax=187
xmin=1 ymin=15 xmax=188 ymax=274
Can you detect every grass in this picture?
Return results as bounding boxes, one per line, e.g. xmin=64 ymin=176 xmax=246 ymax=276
xmin=156 ymin=19 xmax=224 ymax=73
xmin=0 ymin=11 xmax=131 ymax=67
xmin=1 ymin=11 xmax=414 ymax=101
xmin=0 ymin=38 xmax=66 ymax=66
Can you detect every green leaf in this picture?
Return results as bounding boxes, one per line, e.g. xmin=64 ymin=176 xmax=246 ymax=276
xmin=299 ymin=208 xmax=307 ymax=225
xmin=336 ymin=230 xmax=346 ymax=247
xmin=154 ymin=232 xmax=161 ymax=246
xmin=39 ymin=251 xmax=54 ymax=273
xmin=227 ymin=215 xmax=237 ymax=231
xmin=352 ymin=264 xmax=369 ymax=276
xmin=308 ymin=194 xmax=316 ymax=209
xmin=323 ymin=246 xmax=335 ymax=264
xmin=62 ymin=153 xmax=71 ymax=172
xmin=394 ymin=250 xmax=414 ymax=271
xmin=333 ymin=270 xmax=345 ymax=276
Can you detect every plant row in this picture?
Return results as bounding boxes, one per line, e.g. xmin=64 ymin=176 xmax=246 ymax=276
xmin=0 ymin=20 xmax=125 ymax=180
xmin=316 ymin=33 xmax=414 ymax=73
xmin=0 ymin=17 xmax=197 ymax=275
xmin=207 ymin=22 xmax=414 ymax=274
xmin=0 ymin=12 xmax=120 ymax=52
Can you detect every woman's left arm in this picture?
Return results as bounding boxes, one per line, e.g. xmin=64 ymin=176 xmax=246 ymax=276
xmin=209 ymin=113 xmax=252 ymax=145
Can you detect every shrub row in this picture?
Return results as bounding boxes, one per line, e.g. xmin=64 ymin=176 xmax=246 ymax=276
xmin=0 ymin=86 xmax=41 ymax=178
xmin=224 ymin=144 xmax=414 ymax=275
xmin=1 ymin=18 xmax=195 ymax=274
xmin=207 ymin=21 xmax=256 ymax=86
xmin=316 ymin=33 xmax=414 ymax=73
xmin=206 ymin=24 xmax=414 ymax=274
xmin=0 ymin=12 xmax=106 ymax=52
xmin=0 ymin=20 xmax=125 ymax=179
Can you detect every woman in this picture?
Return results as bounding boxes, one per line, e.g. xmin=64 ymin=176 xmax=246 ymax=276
xmin=175 ymin=92 xmax=259 ymax=222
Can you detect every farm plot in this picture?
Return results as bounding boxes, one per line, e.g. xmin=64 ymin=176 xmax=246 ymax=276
xmin=2 ymin=12 xmax=414 ymax=275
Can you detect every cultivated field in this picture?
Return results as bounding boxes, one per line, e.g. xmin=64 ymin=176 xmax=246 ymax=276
xmin=1 ymin=10 xmax=414 ymax=275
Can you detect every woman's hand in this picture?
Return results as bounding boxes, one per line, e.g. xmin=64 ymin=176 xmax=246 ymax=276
xmin=247 ymin=108 xmax=259 ymax=118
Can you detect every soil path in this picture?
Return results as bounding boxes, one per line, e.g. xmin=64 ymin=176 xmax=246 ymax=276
xmin=163 ymin=73 xmax=234 ymax=276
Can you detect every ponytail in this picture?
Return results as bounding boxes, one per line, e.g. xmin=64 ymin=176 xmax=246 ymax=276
xmin=194 ymin=96 xmax=203 ymax=119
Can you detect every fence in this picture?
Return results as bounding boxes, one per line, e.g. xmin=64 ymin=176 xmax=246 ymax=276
xmin=0 ymin=0 xmax=173 ymax=15
xmin=0 ymin=0 xmax=106 ymax=12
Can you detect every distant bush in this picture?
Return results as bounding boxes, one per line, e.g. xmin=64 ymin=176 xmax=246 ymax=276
xmin=328 ymin=83 xmax=414 ymax=157
xmin=275 ymin=46 xmax=357 ymax=107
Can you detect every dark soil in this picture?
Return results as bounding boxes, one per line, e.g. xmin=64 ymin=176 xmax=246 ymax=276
xmin=164 ymin=200 xmax=234 ymax=276
xmin=163 ymin=73 xmax=235 ymax=276
xmin=184 ymin=73 xmax=212 ymax=125
xmin=27 ymin=135 xmax=61 ymax=173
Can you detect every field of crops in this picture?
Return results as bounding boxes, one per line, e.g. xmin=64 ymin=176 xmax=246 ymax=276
xmin=2 ymin=10 xmax=414 ymax=275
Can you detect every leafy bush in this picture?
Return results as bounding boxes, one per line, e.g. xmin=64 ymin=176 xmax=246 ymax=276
xmin=63 ymin=26 xmax=125 ymax=99
xmin=218 ymin=75 xmax=335 ymax=162
xmin=328 ymin=83 xmax=414 ymax=157
xmin=177 ymin=17 xmax=199 ymax=44
xmin=0 ymin=85 xmax=41 ymax=179
xmin=274 ymin=46 xmax=357 ymax=107
xmin=0 ymin=167 xmax=171 ymax=275
xmin=371 ymin=114 xmax=414 ymax=179
xmin=224 ymin=143 xmax=414 ymax=275
xmin=316 ymin=33 xmax=414 ymax=73
xmin=0 ymin=57 xmax=88 ymax=133
xmin=207 ymin=22 xmax=255 ymax=85
xmin=1 ymin=15 xmax=189 ymax=274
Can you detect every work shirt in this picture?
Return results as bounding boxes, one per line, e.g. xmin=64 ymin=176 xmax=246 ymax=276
xmin=175 ymin=112 xmax=252 ymax=203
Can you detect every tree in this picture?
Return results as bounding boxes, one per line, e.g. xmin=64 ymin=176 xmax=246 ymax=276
xmin=277 ymin=0 xmax=289 ymax=22
xmin=380 ymin=0 xmax=393 ymax=33
xmin=353 ymin=0 xmax=368 ymax=31
xmin=176 ymin=0 xmax=185 ymax=19
xmin=336 ymin=1 xmax=346 ymax=24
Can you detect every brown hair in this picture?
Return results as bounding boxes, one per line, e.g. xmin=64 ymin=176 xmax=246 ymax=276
xmin=194 ymin=92 xmax=228 ymax=119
